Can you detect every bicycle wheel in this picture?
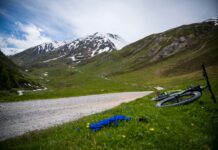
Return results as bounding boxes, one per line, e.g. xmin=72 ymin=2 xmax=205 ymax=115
xmin=156 ymin=91 xmax=202 ymax=107
xmin=151 ymin=91 xmax=181 ymax=101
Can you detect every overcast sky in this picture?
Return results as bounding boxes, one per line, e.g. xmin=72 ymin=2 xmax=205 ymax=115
xmin=0 ymin=0 xmax=217 ymax=51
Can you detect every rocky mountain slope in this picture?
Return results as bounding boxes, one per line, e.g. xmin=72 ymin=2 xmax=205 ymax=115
xmin=11 ymin=33 xmax=127 ymax=67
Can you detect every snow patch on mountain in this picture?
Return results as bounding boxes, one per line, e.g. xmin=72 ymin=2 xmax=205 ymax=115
xmin=66 ymin=32 xmax=127 ymax=60
xmin=70 ymin=56 xmax=77 ymax=61
xmin=204 ymin=16 xmax=218 ymax=26
xmin=68 ymin=40 xmax=80 ymax=49
xmin=98 ymin=47 xmax=110 ymax=54
xmin=11 ymin=32 xmax=127 ymax=65
xmin=106 ymin=33 xmax=128 ymax=49
xmin=90 ymin=32 xmax=128 ymax=50
xmin=43 ymin=55 xmax=66 ymax=63
xmin=37 ymin=41 xmax=67 ymax=53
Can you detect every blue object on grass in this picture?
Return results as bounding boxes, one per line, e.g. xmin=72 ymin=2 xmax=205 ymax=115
xmin=89 ymin=115 xmax=131 ymax=131
xmin=76 ymin=127 xmax=81 ymax=132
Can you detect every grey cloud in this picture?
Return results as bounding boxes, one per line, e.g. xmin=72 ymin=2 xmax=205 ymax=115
xmin=3 ymin=0 xmax=218 ymax=42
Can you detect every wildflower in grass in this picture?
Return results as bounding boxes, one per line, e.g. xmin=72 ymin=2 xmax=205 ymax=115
xmin=76 ymin=127 xmax=81 ymax=132
xmin=86 ymin=123 xmax=90 ymax=128
xmin=149 ymin=128 xmax=155 ymax=131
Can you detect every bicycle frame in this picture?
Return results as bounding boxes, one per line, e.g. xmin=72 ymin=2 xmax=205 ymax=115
xmin=202 ymin=64 xmax=216 ymax=103
xmin=175 ymin=65 xmax=216 ymax=103
xmin=153 ymin=64 xmax=216 ymax=107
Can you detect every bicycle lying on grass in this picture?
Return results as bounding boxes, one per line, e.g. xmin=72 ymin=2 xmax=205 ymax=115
xmin=152 ymin=64 xmax=216 ymax=107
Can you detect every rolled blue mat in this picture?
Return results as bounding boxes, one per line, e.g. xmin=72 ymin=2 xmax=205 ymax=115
xmin=89 ymin=115 xmax=131 ymax=132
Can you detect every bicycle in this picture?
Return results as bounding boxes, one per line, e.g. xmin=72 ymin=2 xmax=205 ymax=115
xmin=152 ymin=64 xmax=216 ymax=107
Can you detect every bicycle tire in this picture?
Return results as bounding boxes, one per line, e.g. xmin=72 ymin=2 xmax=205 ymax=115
xmin=156 ymin=91 xmax=202 ymax=107
xmin=151 ymin=91 xmax=181 ymax=101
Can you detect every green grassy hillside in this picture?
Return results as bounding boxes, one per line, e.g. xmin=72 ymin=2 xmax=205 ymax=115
xmin=0 ymin=51 xmax=20 ymax=90
xmin=79 ymin=21 xmax=218 ymax=77
xmin=0 ymin=51 xmax=35 ymax=90
xmin=0 ymin=51 xmax=41 ymax=98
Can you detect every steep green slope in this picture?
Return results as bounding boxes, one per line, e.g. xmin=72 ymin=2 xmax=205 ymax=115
xmin=0 ymin=51 xmax=38 ymax=91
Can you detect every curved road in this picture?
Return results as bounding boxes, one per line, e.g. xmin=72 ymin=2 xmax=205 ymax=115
xmin=0 ymin=91 xmax=152 ymax=141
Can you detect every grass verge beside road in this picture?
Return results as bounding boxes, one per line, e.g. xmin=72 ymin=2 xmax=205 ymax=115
xmin=0 ymin=80 xmax=217 ymax=149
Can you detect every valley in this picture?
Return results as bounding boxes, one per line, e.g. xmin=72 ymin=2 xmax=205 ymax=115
xmin=1 ymin=19 xmax=218 ymax=102
xmin=0 ymin=17 xmax=218 ymax=149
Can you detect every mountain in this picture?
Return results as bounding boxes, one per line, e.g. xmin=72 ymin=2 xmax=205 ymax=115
xmin=11 ymin=33 xmax=127 ymax=67
xmin=32 ymin=40 xmax=68 ymax=54
xmin=1 ymin=17 xmax=218 ymax=101
xmin=0 ymin=50 xmax=39 ymax=90
xmin=11 ymin=17 xmax=218 ymax=76
xmin=204 ymin=16 xmax=218 ymax=26
xmin=79 ymin=17 xmax=218 ymax=77
xmin=58 ymin=32 xmax=127 ymax=63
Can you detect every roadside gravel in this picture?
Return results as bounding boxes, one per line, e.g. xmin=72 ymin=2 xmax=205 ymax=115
xmin=0 ymin=91 xmax=152 ymax=141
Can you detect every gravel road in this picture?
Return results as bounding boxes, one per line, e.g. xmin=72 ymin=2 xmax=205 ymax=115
xmin=0 ymin=91 xmax=152 ymax=141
